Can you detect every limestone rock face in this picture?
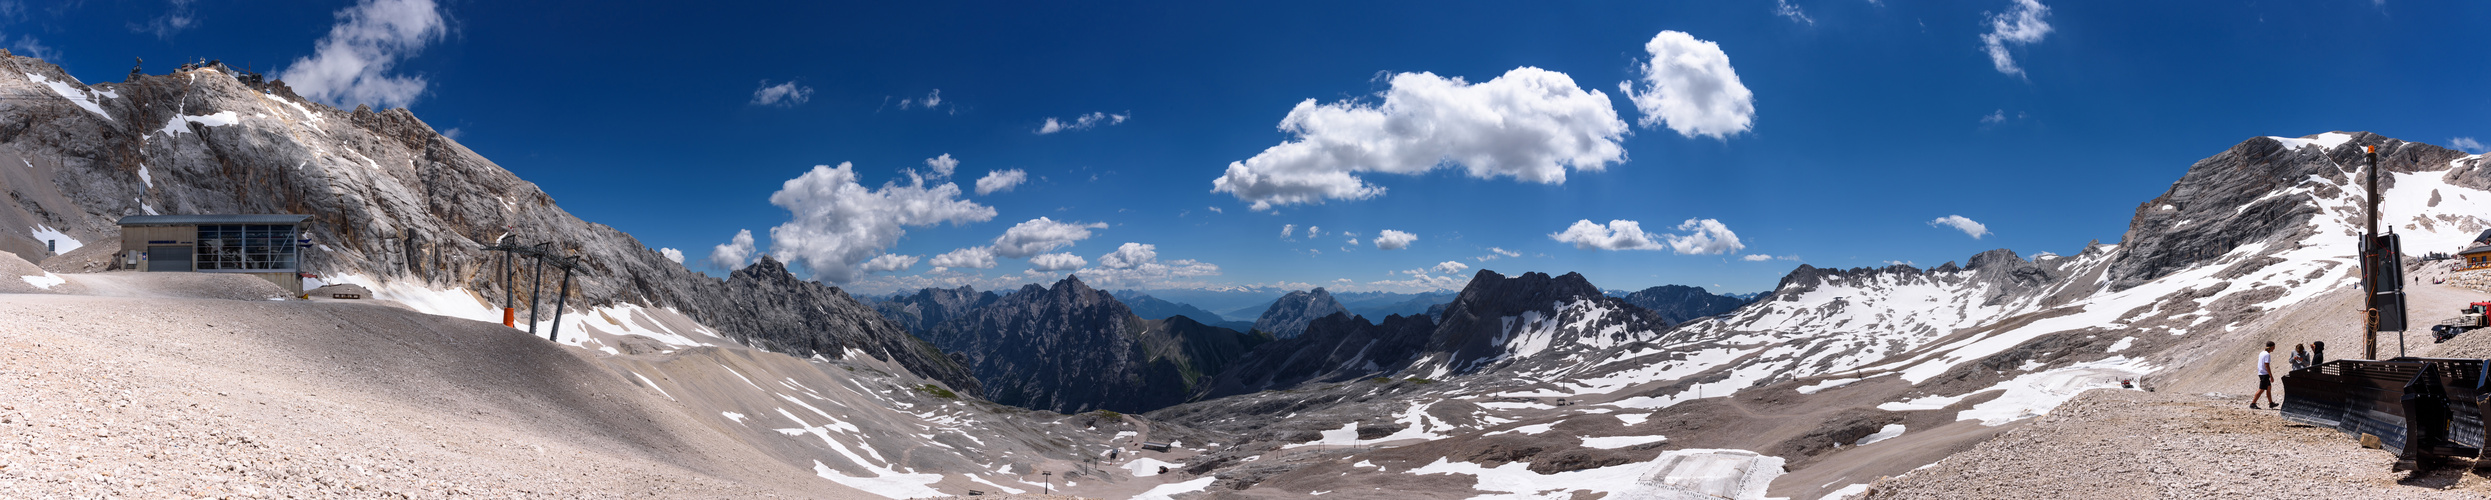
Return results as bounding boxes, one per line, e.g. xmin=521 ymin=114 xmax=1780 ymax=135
xmin=1252 ymin=287 xmax=1348 ymax=338
xmin=0 ymin=55 xmax=975 ymax=392
xmin=872 ymin=285 xmax=999 ymax=336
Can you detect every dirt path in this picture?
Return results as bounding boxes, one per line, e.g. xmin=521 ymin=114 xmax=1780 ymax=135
xmin=1864 ymin=389 xmax=2491 ymax=499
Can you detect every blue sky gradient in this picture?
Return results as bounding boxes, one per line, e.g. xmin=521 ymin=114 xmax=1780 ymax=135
xmin=15 ymin=0 xmax=2487 ymax=294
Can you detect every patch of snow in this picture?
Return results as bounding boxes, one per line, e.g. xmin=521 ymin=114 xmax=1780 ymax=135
xmin=721 ymin=412 xmax=747 ymax=424
xmin=965 ymin=474 xmax=1025 ymax=495
xmin=2105 ymin=336 xmax=2136 ymax=353
xmin=1132 ymin=477 xmax=1216 ymax=500
xmin=1411 ymin=448 xmax=1782 ymax=500
xmin=29 ymin=224 xmax=81 ymax=254
xmin=1821 ymin=483 xmax=1871 ymax=500
xmin=1854 ymin=424 xmax=1905 ymax=446
xmin=1281 ymin=421 xmax=1363 ymax=449
xmin=156 ymin=110 xmax=241 ymax=137
xmin=1616 ymin=413 xmax=1651 ymax=425
xmin=2267 ymin=132 xmax=2355 ymax=152
xmin=1487 ymin=422 xmax=1556 ymax=436
xmin=1580 ymin=435 xmax=1668 ymax=449
xmin=25 ymin=73 xmax=111 ymax=121
xmin=1124 ymin=457 xmax=1180 ymax=477
xmin=809 ymin=460 xmax=944 ymax=499
xmin=630 ymin=372 xmax=674 ymax=401
xmin=1476 ymin=401 xmax=1555 ymax=410
xmin=1954 ymin=356 xmax=2153 ymax=426
xmin=21 ymin=273 xmax=65 ymax=289
xmin=1795 ymin=378 xmax=1859 ymax=394
xmin=1876 ymin=393 xmax=1968 ymax=412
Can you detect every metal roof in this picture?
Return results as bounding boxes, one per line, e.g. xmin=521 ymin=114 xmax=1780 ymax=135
xmin=117 ymin=214 xmax=312 ymax=227
xmin=2462 ymin=245 xmax=2491 ymax=256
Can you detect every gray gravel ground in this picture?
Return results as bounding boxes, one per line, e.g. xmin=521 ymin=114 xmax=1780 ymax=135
xmin=1864 ymin=388 xmax=2491 ymax=499
xmin=0 ymin=292 xmax=860 ymax=499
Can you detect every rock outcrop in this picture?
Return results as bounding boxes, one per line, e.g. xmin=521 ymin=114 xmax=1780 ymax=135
xmin=1252 ymin=287 xmax=1349 ymax=338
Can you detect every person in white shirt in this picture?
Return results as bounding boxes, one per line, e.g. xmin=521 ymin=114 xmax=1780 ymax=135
xmin=2251 ymin=341 xmax=2278 ymax=410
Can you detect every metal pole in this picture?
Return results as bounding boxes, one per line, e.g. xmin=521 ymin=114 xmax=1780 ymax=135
xmin=501 ymin=242 xmax=517 ymax=327
xmin=549 ymin=258 xmax=573 ymax=342
xmin=527 ymin=244 xmax=547 ymax=335
xmin=2365 ymin=145 xmax=2380 ymax=360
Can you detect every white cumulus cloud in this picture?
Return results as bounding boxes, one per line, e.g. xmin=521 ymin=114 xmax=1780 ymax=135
xmin=861 ymin=253 xmax=919 ymax=273
xmin=277 ymin=0 xmax=448 ymax=109
xmin=1036 ymin=111 xmax=1129 ymax=134
xmin=992 ymin=217 xmax=1108 ymax=258
xmin=1098 ymin=242 xmax=1158 ymax=270
xmin=1432 ymin=261 xmax=1470 ymax=275
xmin=1375 ymin=230 xmax=1417 ymax=250
xmin=923 ymin=154 xmax=959 ymax=178
xmin=1077 ymin=242 xmax=1221 ymax=287
xmin=1212 ymin=67 xmax=1627 ymax=210
xmin=764 ymin=162 xmax=996 ymax=282
xmin=706 ymin=229 xmax=756 ymax=270
xmin=1981 ymin=0 xmax=2054 ymax=77
xmin=1621 ymin=31 xmax=1756 ymax=140
xmin=1280 ymin=224 xmax=1296 ymax=239
xmin=751 ymin=80 xmax=813 ymax=107
xmin=1929 ymin=215 xmax=1991 ymax=239
xmin=1550 ymin=218 xmax=1744 ymax=255
xmin=1475 ymin=246 xmax=1522 ymax=262
xmin=659 ymin=247 xmax=684 ymax=264
xmin=1028 ymin=252 xmax=1087 ymax=272
xmin=1742 ymin=254 xmax=1801 ymax=262
xmin=976 ymin=169 xmax=1028 ymax=195
xmin=929 ymin=246 xmax=997 ymax=270
xmin=1307 ymin=226 xmax=1323 ymax=239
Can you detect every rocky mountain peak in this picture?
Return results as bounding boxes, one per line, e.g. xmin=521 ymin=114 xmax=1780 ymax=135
xmin=1252 ymin=287 xmax=1350 ymax=338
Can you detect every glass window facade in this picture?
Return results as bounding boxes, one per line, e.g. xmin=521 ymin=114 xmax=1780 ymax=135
xmin=195 ymin=224 xmax=299 ymax=271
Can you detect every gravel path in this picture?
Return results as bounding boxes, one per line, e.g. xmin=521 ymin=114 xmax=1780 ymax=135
xmin=1864 ymin=389 xmax=2491 ymax=499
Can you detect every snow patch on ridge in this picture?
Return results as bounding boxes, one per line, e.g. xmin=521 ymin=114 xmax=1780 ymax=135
xmin=25 ymin=72 xmax=112 ymax=121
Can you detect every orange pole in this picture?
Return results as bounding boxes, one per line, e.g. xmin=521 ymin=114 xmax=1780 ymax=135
xmin=503 ymin=307 xmax=517 ymax=327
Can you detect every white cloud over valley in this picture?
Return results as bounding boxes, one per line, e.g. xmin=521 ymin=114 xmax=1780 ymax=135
xmin=1550 ymin=218 xmax=1744 ymax=255
xmin=1211 ymin=67 xmax=1627 ymax=210
xmin=763 ymin=163 xmax=996 ymax=282
xmin=1036 ymin=111 xmax=1129 ymax=134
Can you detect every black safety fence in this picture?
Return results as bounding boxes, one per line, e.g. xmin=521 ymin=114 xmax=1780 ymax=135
xmin=2282 ymin=357 xmax=2491 ymax=469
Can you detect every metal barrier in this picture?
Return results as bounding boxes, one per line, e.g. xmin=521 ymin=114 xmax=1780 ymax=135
xmin=2281 ymin=358 xmax=2491 ymax=469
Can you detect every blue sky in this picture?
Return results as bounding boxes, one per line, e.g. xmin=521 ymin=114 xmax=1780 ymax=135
xmin=14 ymin=0 xmax=2488 ymax=295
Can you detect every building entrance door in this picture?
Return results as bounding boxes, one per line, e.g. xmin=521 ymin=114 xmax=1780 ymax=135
xmin=146 ymin=245 xmax=191 ymax=272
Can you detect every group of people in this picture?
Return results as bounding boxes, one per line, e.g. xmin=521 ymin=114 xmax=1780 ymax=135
xmin=2249 ymin=340 xmax=2326 ymax=409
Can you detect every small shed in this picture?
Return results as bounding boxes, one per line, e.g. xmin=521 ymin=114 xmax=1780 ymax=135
xmin=117 ymin=214 xmax=311 ymax=294
xmin=2461 ymin=245 xmax=2491 ymax=271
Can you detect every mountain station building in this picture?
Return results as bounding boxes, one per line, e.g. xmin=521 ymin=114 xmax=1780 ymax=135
xmin=116 ymin=214 xmax=310 ymax=294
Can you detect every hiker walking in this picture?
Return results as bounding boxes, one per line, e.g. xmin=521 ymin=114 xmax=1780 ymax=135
xmin=2289 ymin=344 xmax=2311 ymax=372
xmin=2251 ymin=341 xmax=2279 ymax=409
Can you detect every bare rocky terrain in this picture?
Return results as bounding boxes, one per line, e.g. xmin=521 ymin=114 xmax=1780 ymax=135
xmin=1865 ymin=389 xmax=2491 ymax=499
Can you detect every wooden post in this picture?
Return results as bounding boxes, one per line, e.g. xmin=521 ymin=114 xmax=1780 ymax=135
xmin=2364 ymin=145 xmax=2380 ymax=360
